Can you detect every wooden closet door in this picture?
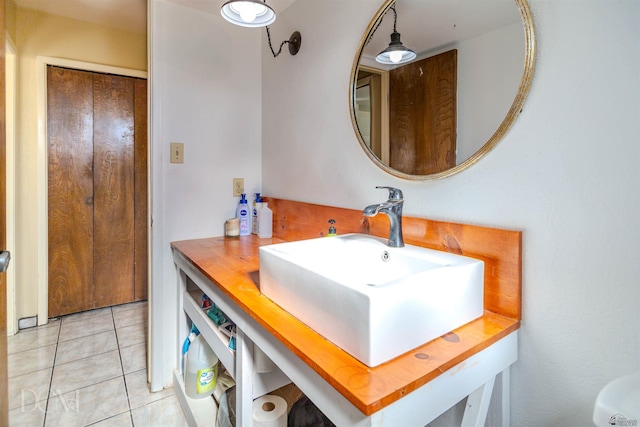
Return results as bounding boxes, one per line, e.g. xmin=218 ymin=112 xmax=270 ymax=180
xmin=92 ymin=73 xmax=135 ymax=308
xmin=48 ymin=68 xmax=146 ymax=317
xmin=47 ymin=67 xmax=95 ymax=316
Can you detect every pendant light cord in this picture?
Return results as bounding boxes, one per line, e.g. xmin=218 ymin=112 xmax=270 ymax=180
xmin=392 ymin=5 xmax=398 ymax=32
xmin=365 ymin=4 xmax=398 ymax=46
xmin=266 ymin=26 xmax=290 ymax=57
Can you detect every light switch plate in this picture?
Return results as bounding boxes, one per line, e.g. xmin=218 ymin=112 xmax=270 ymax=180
xmin=170 ymin=142 xmax=184 ymax=164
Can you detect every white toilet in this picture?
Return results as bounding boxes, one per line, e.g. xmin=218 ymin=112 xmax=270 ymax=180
xmin=593 ymin=372 xmax=639 ymax=426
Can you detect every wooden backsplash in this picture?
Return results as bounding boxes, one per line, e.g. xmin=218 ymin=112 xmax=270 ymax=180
xmin=265 ymin=198 xmax=522 ymax=320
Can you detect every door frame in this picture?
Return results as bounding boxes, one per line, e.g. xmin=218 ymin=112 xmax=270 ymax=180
xmin=6 ymin=34 xmax=16 ymax=335
xmin=36 ymin=56 xmax=147 ymax=324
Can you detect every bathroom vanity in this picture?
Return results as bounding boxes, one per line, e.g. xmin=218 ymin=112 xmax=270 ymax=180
xmin=172 ymin=199 xmax=522 ymax=426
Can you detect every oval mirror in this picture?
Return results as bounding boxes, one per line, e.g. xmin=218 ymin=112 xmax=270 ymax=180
xmin=350 ymin=0 xmax=535 ymax=179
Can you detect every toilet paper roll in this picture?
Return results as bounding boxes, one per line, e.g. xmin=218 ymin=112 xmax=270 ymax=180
xmin=254 ymin=345 xmax=276 ymax=374
xmin=253 ymin=395 xmax=287 ymax=427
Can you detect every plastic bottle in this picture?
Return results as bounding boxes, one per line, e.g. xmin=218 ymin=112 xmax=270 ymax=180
xmin=185 ymin=334 xmax=219 ymax=399
xmin=236 ymin=194 xmax=251 ymax=236
xmin=252 ymin=193 xmax=262 ymax=235
xmin=257 ymin=202 xmax=273 ymax=238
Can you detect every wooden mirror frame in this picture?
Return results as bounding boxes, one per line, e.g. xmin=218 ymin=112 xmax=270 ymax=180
xmin=349 ymin=0 xmax=536 ymax=180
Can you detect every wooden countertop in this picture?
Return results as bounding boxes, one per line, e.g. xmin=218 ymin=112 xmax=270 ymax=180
xmin=171 ymin=234 xmax=520 ymax=415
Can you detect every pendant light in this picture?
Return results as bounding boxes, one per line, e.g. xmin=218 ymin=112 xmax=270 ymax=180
xmin=221 ymin=0 xmax=276 ymax=28
xmin=375 ymin=5 xmax=416 ymax=65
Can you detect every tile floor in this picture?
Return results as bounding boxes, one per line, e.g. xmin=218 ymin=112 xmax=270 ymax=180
xmin=7 ymin=301 xmax=188 ymax=427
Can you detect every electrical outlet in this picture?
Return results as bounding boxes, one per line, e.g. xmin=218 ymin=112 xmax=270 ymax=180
xmin=170 ymin=142 xmax=184 ymax=164
xmin=233 ymin=178 xmax=244 ymax=197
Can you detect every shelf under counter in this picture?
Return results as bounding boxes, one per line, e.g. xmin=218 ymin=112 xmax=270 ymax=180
xmin=182 ymin=289 xmax=236 ymax=377
xmin=182 ymin=288 xmax=291 ymax=399
xmin=182 ymin=284 xmax=292 ymax=393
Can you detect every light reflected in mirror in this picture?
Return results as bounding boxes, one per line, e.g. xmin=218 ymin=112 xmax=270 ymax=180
xmin=350 ymin=0 xmax=536 ymax=179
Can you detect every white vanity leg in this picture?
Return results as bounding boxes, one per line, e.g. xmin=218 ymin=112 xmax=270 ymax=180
xmin=235 ymin=329 xmax=254 ymax=427
xmin=461 ymin=375 xmax=496 ymax=427
xmin=499 ymin=367 xmax=511 ymax=427
xmin=176 ymin=268 xmax=188 ymax=373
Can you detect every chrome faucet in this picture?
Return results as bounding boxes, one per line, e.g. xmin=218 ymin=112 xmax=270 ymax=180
xmin=363 ymin=186 xmax=404 ymax=248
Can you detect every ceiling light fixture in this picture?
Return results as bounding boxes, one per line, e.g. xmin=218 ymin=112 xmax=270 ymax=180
xmin=375 ymin=5 xmax=416 ymax=65
xmin=220 ymin=0 xmax=301 ymax=58
xmin=220 ymin=0 xmax=276 ymax=28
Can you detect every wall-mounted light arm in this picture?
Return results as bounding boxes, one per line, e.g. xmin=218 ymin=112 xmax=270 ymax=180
xmin=266 ymin=28 xmax=302 ymax=57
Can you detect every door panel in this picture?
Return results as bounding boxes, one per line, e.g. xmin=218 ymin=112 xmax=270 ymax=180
xmin=389 ymin=49 xmax=457 ymax=175
xmin=47 ymin=67 xmax=95 ymax=316
xmin=134 ymin=79 xmax=148 ymax=302
xmin=92 ymin=73 xmax=135 ymax=308
xmin=47 ymin=67 xmax=147 ymax=317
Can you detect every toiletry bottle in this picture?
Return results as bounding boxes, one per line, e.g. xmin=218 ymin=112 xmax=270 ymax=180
xmin=257 ymin=202 xmax=273 ymax=238
xmin=252 ymin=193 xmax=262 ymax=234
xmin=327 ymin=219 xmax=337 ymax=236
xmin=236 ymin=194 xmax=251 ymax=236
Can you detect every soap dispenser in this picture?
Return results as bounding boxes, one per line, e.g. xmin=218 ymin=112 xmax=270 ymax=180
xmin=236 ymin=194 xmax=251 ymax=236
xmin=327 ymin=219 xmax=337 ymax=237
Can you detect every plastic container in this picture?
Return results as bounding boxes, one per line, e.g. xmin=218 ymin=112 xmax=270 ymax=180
xmin=252 ymin=193 xmax=262 ymax=235
xmin=257 ymin=202 xmax=273 ymax=238
xmin=236 ymin=194 xmax=251 ymax=236
xmin=185 ymin=334 xmax=219 ymax=399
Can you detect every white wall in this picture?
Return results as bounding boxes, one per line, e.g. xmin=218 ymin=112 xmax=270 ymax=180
xmin=262 ymin=0 xmax=640 ymax=425
xmin=457 ymin=23 xmax=524 ymax=162
xmin=150 ymin=0 xmax=262 ymax=389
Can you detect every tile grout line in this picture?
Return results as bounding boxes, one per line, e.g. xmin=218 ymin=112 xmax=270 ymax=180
xmin=112 ymin=306 xmax=137 ymax=426
xmin=42 ymin=318 xmax=63 ymax=427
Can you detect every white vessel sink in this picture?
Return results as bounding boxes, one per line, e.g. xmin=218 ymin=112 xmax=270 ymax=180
xmin=259 ymin=234 xmax=484 ymax=367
